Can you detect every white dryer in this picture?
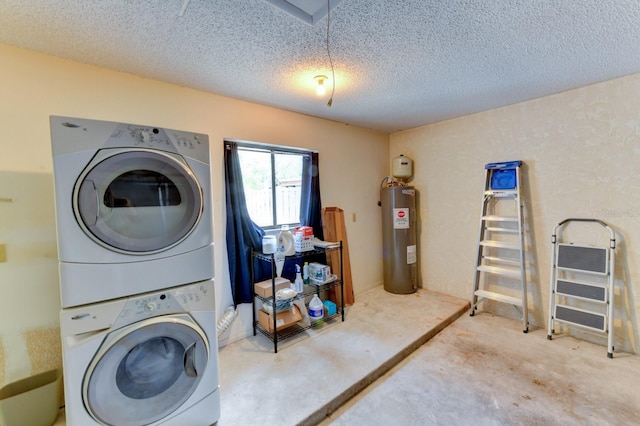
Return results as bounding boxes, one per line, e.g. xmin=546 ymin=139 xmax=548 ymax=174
xmin=60 ymin=281 xmax=220 ymax=426
xmin=50 ymin=116 xmax=214 ymax=308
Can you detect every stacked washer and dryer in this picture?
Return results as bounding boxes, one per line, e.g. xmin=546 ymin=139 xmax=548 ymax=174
xmin=50 ymin=116 xmax=220 ymax=426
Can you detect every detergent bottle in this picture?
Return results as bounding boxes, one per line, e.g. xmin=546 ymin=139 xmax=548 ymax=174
xmin=277 ymin=225 xmax=295 ymax=256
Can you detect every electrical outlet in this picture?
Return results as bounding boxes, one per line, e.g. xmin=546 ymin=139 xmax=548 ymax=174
xmin=0 ymin=243 xmax=6 ymax=263
xmin=352 ymin=213 xmax=356 ymax=222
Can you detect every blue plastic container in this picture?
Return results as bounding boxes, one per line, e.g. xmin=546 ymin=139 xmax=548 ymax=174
xmin=486 ymin=161 xmax=521 ymax=190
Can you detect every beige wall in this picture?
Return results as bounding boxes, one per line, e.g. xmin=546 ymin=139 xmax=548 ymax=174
xmin=391 ymin=74 xmax=640 ymax=354
xmin=0 ymin=43 xmax=388 ymax=386
xmin=3 ymin=39 xmax=636 ymax=388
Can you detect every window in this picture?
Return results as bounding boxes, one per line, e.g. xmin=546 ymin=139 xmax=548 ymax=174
xmin=224 ymin=140 xmax=322 ymax=305
xmin=235 ymin=143 xmax=308 ymax=229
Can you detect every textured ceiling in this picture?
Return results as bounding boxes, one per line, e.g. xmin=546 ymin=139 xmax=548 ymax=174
xmin=1 ymin=0 xmax=639 ymax=133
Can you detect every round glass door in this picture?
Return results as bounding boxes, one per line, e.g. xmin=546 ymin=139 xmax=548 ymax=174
xmin=84 ymin=315 xmax=209 ymax=426
xmin=74 ymin=149 xmax=203 ymax=253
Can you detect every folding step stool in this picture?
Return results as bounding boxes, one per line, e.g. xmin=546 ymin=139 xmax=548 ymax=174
xmin=547 ymin=219 xmax=617 ymax=358
xmin=470 ymin=161 xmax=528 ymax=333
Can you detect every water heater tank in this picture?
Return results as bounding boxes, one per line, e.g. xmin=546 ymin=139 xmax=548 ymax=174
xmin=380 ymin=186 xmax=417 ymax=294
xmin=392 ymin=154 xmax=413 ymax=179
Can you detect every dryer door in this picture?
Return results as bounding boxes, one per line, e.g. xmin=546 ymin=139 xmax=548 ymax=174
xmin=83 ymin=314 xmax=209 ymax=426
xmin=74 ymin=148 xmax=203 ymax=254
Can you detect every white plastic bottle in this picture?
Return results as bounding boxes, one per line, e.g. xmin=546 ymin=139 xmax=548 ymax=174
xmin=277 ymin=225 xmax=295 ymax=256
xmin=308 ymin=294 xmax=324 ymax=321
xmin=294 ymin=264 xmax=304 ymax=293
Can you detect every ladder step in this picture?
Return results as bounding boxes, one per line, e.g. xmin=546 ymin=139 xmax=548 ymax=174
xmin=555 ymin=279 xmax=607 ymax=303
xmin=482 ymin=215 xmax=518 ymax=222
xmin=554 ymin=305 xmax=606 ymax=332
xmin=481 ymin=256 xmax=521 ymax=266
xmin=474 ymin=290 xmax=523 ymax=307
xmin=480 ymin=240 xmax=520 ymax=250
xmin=485 ymin=190 xmax=517 ymax=197
xmin=485 ymin=227 xmax=519 ymax=234
xmin=477 ymin=265 xmax=522 ymax=278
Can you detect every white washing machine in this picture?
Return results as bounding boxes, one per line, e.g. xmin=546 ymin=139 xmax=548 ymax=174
xmin=60 ymin=281 xmax=220 ymax=426
xmin=50 ymin=116 xmax=214 ymax=308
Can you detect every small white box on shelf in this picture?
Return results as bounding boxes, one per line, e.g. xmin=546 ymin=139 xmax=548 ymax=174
xmin=309 ymin=262 xmax=331 ymax=283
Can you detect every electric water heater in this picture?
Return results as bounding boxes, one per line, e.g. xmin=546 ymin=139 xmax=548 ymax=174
xmin=380 ymin=186 xmax=417 ymax=294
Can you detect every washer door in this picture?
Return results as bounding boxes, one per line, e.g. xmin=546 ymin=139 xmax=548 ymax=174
xmin=84 ymin=314 xmax=209 ymax=426
xmin=74 ymin=148 xmax=203 ymax=254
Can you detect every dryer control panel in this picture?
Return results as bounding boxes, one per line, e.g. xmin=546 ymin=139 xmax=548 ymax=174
xmin=50 ymin=116 xmax=210 ymax=164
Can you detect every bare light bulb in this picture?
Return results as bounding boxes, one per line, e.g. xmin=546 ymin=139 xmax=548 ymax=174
xmin=314 ymin=75 xmax=328 ymax=96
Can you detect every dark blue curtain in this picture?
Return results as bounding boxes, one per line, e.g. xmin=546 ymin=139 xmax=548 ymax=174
xmin=299 ymin=152 xmax=324 ymax=240
xmin=224 ymin=142 xmax=266 ymax=307
xmin=274 ymin=151 xmax=326 ymax=282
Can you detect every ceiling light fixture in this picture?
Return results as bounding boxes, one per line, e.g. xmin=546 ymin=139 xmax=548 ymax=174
xmin=315 ymin=75 xmax=328 ymax=96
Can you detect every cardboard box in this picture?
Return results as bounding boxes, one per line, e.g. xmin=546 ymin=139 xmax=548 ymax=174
xmin=254 ymin=277 xmax=290 ymax=298
xmin=294 ymin=226 xmax=314 ymax=236
xmin=258 ymin=305 xmax=302 ymax=333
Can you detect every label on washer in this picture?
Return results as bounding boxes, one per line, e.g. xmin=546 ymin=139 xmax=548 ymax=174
xmin=393 ymin=208 xmax=410 ymax=229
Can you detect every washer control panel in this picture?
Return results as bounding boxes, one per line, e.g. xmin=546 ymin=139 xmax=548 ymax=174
xmin=62 ymin=281 xmax=214 ymax=336
xmin=114 ymin=282 xmax=212 ymax=328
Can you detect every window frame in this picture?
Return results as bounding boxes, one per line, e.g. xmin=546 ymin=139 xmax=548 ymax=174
xmin=225 ymin=139 xmax=315 ymax=231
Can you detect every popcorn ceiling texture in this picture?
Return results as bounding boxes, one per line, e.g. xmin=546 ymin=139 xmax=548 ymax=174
xmin=0 ymin=0 xmax=638 ymax=132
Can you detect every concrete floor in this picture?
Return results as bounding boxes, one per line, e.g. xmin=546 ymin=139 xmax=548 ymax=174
xmin=219 ymin=286 xmax=640 ymax=426
xmin=218 ymin=287 xmax=469 ymax=425
xmin=322 ymin=313 xmax=640 ymax=425
xmin=52 ymin=286 xmax=640 ymax=425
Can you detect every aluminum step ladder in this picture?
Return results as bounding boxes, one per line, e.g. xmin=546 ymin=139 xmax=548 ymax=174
xmin=470 ymin=161 xmax=528 ymax=333
xmin=547 ymin=219 xmax=617 ymax=358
